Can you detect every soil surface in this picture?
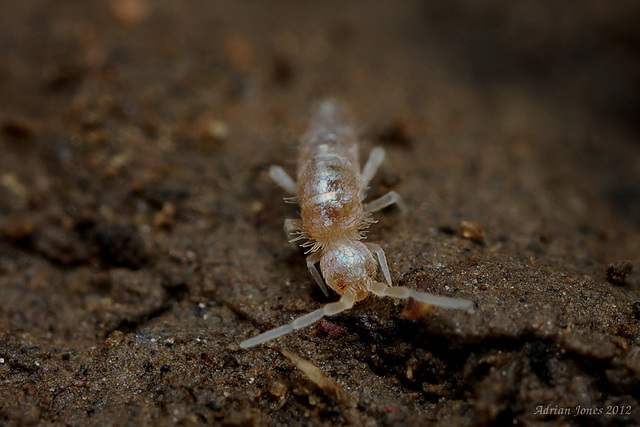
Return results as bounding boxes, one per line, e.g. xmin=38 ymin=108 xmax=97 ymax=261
xmin=1 ymin=1 xmax=640 ymax=425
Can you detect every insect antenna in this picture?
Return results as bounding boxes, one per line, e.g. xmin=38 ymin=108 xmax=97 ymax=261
xmin=370 ymin=282 xmax=473 ymax=310
xmin=240 ymin=291 xmax=356 ymax=348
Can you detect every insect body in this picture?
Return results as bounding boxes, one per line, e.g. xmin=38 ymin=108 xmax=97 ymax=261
xmin=240 ymin=100 xmax=472 ymax=348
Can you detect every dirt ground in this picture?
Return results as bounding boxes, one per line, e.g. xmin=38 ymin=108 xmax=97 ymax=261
xmin=1 ymin=1 xmax=640 ymax=425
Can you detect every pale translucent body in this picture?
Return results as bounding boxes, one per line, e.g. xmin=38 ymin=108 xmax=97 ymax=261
xmin=240 ymin=100 xmax=472 ymax=349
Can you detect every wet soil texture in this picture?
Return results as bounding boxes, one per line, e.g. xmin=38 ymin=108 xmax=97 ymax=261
xmin=1 ymin=1 xmax=640 ymax=425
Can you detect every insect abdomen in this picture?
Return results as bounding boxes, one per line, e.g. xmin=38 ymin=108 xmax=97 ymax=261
xmin=296 ymin=101 xmax=364 ymax=248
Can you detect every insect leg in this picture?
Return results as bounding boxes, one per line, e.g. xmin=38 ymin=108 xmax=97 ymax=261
xmin=370 ymin=282 xmax=473 ymax=310
xmin=284 ymin=218 xmax=303 ymax=245
xmin=363 ymin=191 xmax=407 ymax=213
xmin=239 ymin=292 xmax=356 ymax=348
xmin=365 ymin=243 xmax=393 ymax=287
xmin=269 ymin=165 xmax=297 ymax=195
xmin=361 ymin=146 xmax=386 ymax=190
xmin=306 ymin=251 xmax=329 ymax=296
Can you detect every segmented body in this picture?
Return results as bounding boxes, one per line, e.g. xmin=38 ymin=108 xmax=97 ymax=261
xmin=239 ymin=100 xmax=472 ymax=349
xmin=298 ymin=104 xmax=362 ymax=247
xmin=295 ymin=102 xmax=375 ymax=301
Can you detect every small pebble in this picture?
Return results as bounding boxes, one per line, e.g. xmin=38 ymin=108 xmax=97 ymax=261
xmin=606 ymin=260 xmax=633 ymax=285
xmin=460 ymin=220 xmax=485 ymax=243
